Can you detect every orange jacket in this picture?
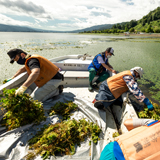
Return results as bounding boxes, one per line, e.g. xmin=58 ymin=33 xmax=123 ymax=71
xmin=116 ymin=121 xmax=160 ymax=160
xmin=25 ymin=54 xmax=59 ymax=87
xmin=107 ymin=70 xmax=133 ymax=99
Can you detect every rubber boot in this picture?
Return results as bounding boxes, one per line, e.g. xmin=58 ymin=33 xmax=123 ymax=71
xmin=88 ymin=82 xmax=94 ymax=92
xmin=92 ymin=80 xmax=100 ymax=90
xmin=58 ymin=85 xmax=64 ymax=94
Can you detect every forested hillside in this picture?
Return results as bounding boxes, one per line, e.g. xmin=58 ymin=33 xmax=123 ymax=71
xmin=82 ymin=7 xmax=160 ymax=33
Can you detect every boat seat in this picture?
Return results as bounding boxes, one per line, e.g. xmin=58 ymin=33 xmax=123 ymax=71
xmin=62 ymin=71 xmax=90 ymax=78
xmin=59 ymin=71 xmax=98 ymax=87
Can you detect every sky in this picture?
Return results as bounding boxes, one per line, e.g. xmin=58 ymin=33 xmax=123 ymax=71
xmin=0 ymin=0 xmax=160 ymax=31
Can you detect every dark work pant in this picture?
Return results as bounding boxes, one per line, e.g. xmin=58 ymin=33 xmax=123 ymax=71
xmin=95 ymin=80 xmax=116 ymax=109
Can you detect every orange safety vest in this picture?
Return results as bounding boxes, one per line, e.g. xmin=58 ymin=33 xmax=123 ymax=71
xmin=107 ymin=70 xmax=133 ymax=99
xmin=115 ymin=121 xmax=160 ymax=160
xmin=25 ymin=54 xmax=59 ymax=87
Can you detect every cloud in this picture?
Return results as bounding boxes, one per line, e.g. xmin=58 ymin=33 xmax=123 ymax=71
xmin=120 ymin=0 xmax=134 ymax=5
xmin=0 ymin=0 xmax=52 ymax=19
xmin=0 ymin=0 xmax=160 ymax=31
xmin=0 ymin=13 xmax=33 ymax=26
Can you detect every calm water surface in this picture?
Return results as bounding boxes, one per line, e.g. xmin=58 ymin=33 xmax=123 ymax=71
xmin=0 ymin=32 xmax=160 ymax=103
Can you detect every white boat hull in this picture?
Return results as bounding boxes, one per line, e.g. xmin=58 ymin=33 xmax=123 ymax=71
xmin=0 ymin=54 xmax=138 ymax=136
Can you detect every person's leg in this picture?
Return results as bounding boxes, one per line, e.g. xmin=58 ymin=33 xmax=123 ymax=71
xmin=88 ymin=68 xmax=97 ymax=92
xmin=94 ymin=81 xmax=116 ymax=109
xmin=96 ymin=71 xmax=110 ymax=83
xmin=30 ymin=79 xmax=62 ymax=102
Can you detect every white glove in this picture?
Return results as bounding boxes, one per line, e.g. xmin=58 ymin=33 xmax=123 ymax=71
xmin=15 ymin=86 xmax=27 ymax=96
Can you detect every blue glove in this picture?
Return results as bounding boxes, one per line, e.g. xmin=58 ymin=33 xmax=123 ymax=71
xmin=143 ymin=98 xmax=154 ymax=111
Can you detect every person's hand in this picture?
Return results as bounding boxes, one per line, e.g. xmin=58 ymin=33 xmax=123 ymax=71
xmin=3 ymin=77 xmax=14 ymax=84
xmin=15 ymin=86 xmax=27 ymax=96
xmin=112 ymin=69 xmax=117 ymax=74
xmin=147 ymin=104 xmax=154 ymax=111
xmin=7 ymin=76 xmax=15 ymax=82
xmin=143 ymin=98 xmax=154 ymax=111
xmin=7 ymin=78 xmax=12 ymax=82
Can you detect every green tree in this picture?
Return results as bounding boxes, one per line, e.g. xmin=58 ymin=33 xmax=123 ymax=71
xmin=116 ymin=24 xmax=121 ymax=29
xmin=129 ymin=28 xmax=135 ymax=32
xmin=129 ymin=20 xmax=137 ymax=28
xmin=121 ymin=24 xmax=125 ymax=30
xmin=147 ymin=15 xmax=152 ymax=24
xmin=125 ymin=26 xmax=129 ymax=32
xmin=112 ymin=24 xmax=117 ymax=29
xmin=154 ymin=28 xmax=160 ymax=33
xmin=146 ymin=24 xmax=153 ymax=33
xmin=141 ymin=28 xmax=145 ymax=32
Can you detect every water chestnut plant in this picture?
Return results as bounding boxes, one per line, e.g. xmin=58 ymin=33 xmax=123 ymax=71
xmin=3 ymin=79 xmax=7 ymax=84
xmin=0 ymin=88 xmax=46 ymax=130
xmin=49 ymin=101 xmax=78 ymax=120
xmin=138 ymin=100 xmax=160 ymax=120
xmin=26 ymin=118 xmax=101 ymax=160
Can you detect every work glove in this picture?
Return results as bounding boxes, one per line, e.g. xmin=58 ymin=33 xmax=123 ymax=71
xmin=8 ymin=76 xmax=15 ymax=82
xmin=7 ymin=78 xmax=12 ymax=82
xmin=15 ymin=86 xmax=27 ymax=96
xmin=3 ymin=77 xmax=14 ymax=84
xmin=143 ymin=98 xmax=154 ymax=111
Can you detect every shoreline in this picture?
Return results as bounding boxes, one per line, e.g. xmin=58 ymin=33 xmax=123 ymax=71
xmin=79 ymin=32 xmax=160 ymax=38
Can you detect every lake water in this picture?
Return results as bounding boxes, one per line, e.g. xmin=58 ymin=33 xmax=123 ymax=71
xmin=0 ymin=32 xmax=160 ymax=103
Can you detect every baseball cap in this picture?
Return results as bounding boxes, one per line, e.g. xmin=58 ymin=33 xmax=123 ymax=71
xmin=110 ymin=48 xmax=114 ymax=55
xmin=106 ymin=47 xmax=114 ymax=55
xmin=7 ymin=48 xmax=24 ymax=63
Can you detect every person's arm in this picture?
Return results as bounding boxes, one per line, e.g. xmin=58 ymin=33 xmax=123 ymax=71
xmin=123 ymin=75 xmax=146 ymax=102
xmin=124 ymin=118 xmax=155 ymax=131
xmin=97 ymin=56 xmax=116 ymax=73
xmin=124 ymin=119 xmax=134 ymax=131
xmin=107 ymin=62 xmax=113 ymax=69
xmin=101 ymin=63 xmax=116 ymax=74
xmin=123 ymin=75 xmax=154 ymax=110
xmin=12 ymin=66 xmax=27 ymax=79
xmin=15 ymin=58 xmax=40 ymax=96
xmin=22 ymin=68 xmax=40 ymax=87
xmin=15 ymin=68 xmax=40 ymax=96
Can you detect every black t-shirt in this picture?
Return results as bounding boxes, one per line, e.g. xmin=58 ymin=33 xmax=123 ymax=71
xmin=27 ymin=58 xmax=63 ymax=80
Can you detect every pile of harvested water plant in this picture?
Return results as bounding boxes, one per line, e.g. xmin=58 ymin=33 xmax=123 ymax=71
xmin=138 ymin=100 xmax=160 ymax=120
xmin=25 ymin=101 xmax=102 ymax=160
xmin=0 ymin=88 xmax=46 ymax=130
xmin=49 ymin=101 xmax=78 ymax=120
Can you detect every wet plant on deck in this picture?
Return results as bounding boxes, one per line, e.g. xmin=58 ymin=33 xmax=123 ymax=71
xmin=49 ymin=101 xmax=78 ymax=120
xmin=138 ymin=100 xmax=160 ymax=120
xmin=0 ymin=88 xmax=46 ymax=130
xmin=26 ymin=118 xmax=101 ymax=160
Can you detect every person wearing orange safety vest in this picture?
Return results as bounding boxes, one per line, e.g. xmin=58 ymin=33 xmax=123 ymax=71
xmin=100 ymin=118 xmax=160 ymax=160
xmin=7 ymin=48 xmax=64 ymax=102
xmin=93 ymin=67 xmax=154 ymax=111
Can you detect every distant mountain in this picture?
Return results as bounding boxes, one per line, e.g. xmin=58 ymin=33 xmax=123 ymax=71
xmin=69 ymin=24 xmax=114 ymax=32
xmin=0 ymin=24 xmax=65 ymax=32
xmin=0 ymin=24 xmax=38 ymax=32
xmin=0 ymin=23 xmax=114 ymax=33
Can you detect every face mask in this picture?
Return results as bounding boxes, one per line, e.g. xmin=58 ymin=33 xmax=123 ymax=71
xmin=17 ymin=56 xmax=26 ymax=65
xmin=107 ymin=55 xmax=111 ymax=58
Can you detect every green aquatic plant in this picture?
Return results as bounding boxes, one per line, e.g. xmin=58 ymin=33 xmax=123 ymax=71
xmin=138 ymin=101 xmax=160 ymax=120
xmin=26 ymin=118 xmax=101 ymax=160
xmin=49 ymin=101 xmax=78 ymax=120
xmin=112 ymin=132 xmax=120 ymax=138
xmin=3 ymin=79 xmax=7 ymax=84
xmin=0 ymin=88 xmax=46 ymax=130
